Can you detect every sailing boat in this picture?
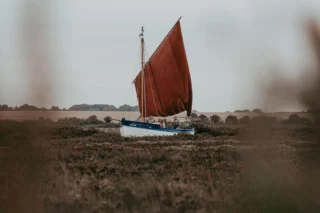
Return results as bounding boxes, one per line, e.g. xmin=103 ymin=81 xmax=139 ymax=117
xmin=120 ymin=17 xmax=195 ymax=137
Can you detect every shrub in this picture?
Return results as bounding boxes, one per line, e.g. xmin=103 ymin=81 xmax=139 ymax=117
xmin=234 ymin=109 xmax=250 ymax=113
xmin=287 ymin=114 xmax=300 ymax=124
xmin=190 ymin=113 xmax=198 ymax=119
xmin=239 ymin=116 xmax=251 ymax=124
xmin=210 ymin=114 xmax=221 ymax=124
xmin=252 ymin=116 xmax=277 ymax=125
xmin=225 ymin=115 xmax=238 ymax=125
xmin=283 ymin=114 xmax=312 ymax=125
xmin=192 ymin=123 xmax=238 ymax=136
xmin=104 ymin=116 xmax=112 ymax=123
xmin=55 ymin=126 xmax=98 ymax=138
xmin=198 ymin=114 xmax=209 ymax=123
xmin=314 ymin=118 xmax=320 ymax=125
xmin=85 ymin=115 xmax=103 ymax=124
xmin=57 ymin=117 xmax=86 ymax=126
xmin=252 ymin=108 xmax=263 ymax=113
xmin=300 ymin=117 xmax=312 ymax=125
xmin=50 ymin=106 xmax=60 ymax=111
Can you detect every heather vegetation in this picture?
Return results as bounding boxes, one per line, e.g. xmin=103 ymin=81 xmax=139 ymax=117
xmin=104 ymin=116 xmax=112 ymax=123
xmin=1 ymin=115 xmax=320 ymax=213
xmin=239 ymin=116 xmax=251 ymax=124
xmin=0 ymin=111 xmax=318 ymax=213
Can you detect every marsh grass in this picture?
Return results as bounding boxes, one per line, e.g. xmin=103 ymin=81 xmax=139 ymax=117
xmin=1 ymin=119 xmax=320 ymax=212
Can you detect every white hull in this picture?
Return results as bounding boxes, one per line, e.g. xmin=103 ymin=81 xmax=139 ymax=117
xmin=120 ymin=125 xmax=195 ymax=137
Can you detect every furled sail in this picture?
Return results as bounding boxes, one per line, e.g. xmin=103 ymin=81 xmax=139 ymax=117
xmin=133 ymin=18 xmax=193 ymax=117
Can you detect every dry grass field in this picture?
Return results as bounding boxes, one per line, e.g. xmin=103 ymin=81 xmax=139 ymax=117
xmin=1 ymin=118 xmax=319 ymax=213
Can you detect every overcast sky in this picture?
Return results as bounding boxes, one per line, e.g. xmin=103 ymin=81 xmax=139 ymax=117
xmin=1 ymin=0 xmax=320 ymax=112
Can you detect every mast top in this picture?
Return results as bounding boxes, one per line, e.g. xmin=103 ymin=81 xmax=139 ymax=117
xmin=139 ymin=26 xmax=144 ymax=39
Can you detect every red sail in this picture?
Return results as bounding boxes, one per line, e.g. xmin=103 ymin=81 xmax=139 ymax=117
xmin=134 ymin=19 xmax=193 ymax=117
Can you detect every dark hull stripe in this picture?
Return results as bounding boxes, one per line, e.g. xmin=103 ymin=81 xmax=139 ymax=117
xmin=121 ymin=119 xmax=194 ymax=133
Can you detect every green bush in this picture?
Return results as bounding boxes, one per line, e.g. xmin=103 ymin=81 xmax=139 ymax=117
xmin=198 ymin=114 xmax=209 ymax=123
xmin=104 ymin=116 xmax=112 ymax=123
xmin=210 ymin=114 xmax=222 ymax=124
xmin=225 ymin=115 xmax=238 ymax=125
xmin=85 ymin=115 xmax=103 ymax=124
xmin=190 ymin=113 xmax=198 ymax=119
xmin=239 ymin=116 xmax=251 ymax=124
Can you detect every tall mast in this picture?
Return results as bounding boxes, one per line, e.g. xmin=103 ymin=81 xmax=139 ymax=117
xmin=139 ymin=27 xmax=145 ymax=122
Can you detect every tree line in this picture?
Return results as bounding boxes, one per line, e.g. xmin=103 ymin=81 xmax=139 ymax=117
xmin=191 ymin=113 xmax=314 ymax=125
xmin=0 ymin=104 xmax=139 ymax=111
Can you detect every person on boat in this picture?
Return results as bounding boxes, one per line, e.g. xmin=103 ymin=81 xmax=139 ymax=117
xmin=173 ymin=116 xmax=180 ymax=129
xmin=148 ymin=116 xmax=155 ymax=123
xmin=154 ymin=118 xmax=161 ymax=126
xmin=163 ymin=119 xmax=167 ymax=128
xmin=160 ymin=118 xmax=167 ymax=128
xmin=158 ymin=118 xmax=165 ymax=128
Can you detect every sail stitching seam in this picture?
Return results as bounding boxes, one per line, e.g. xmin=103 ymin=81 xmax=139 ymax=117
xmin=147 ymin=66 xmax=159 ymax=116
xmin=144 ymin=44 xmax=159 ymax=117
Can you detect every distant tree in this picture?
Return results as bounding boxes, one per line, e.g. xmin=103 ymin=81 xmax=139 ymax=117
xmin=198 ymin=114 xmax=209 ymax=123
xmin=0 ymin=105 xmax=9 ymax=111
xmin=118 ymin=104 xmax=139 ymax=111
xmin=51 ymin=106 xmax=60 ymax=111
xmin=68 ymin=104 xmax=139 ymax=111
xmin=225 ymin=115 xmax=238 ymax=125
xmin=17 ymin=104 xmax=39 ymax=111
xmin=252 ymin=108 xmax=263 ymax=113
xmin=104 ymin=116 xmax=112 ymax=123
xmin=307 ymin=109 xmax=320 ymax=114
xmin=283 ymin=114 xmax=312 ymax=125
xmin=234 ymin=109 xmax=250 ymax=113
xmin=239 ymin=116 xmax=251 ymax=124
xmin=210 ymin=114 xmax=221 ymax=124
xmin=190 ymin=113 xmax=198 ymax=119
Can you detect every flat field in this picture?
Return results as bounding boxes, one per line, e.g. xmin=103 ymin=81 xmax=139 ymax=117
xmin=0 ymin=119 xmax=319 ymax=213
